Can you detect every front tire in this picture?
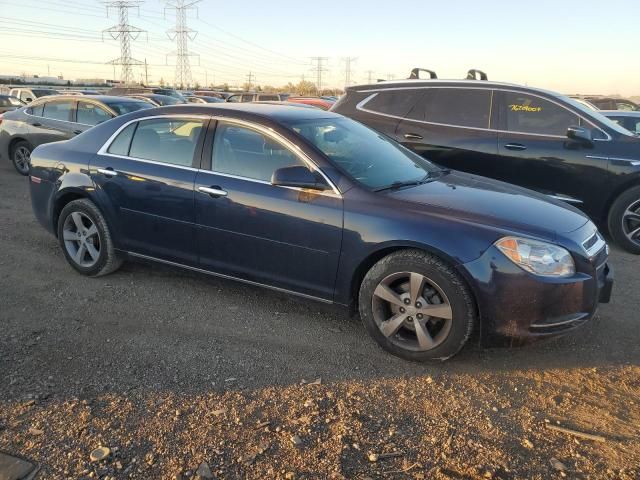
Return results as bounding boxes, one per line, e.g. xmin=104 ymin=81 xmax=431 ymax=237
xmin=11 ymin=141 xmax=32 ymax=176
xmin=608 ymin=186 xmax=640 ymax=254
xmin=57 ymin=199 xmax=122 ymax=277
xmin=359 ymin=250 xmax=476 ymax=361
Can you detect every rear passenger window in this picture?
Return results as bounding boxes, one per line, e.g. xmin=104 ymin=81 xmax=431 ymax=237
xmin=363 ymin=91 xmax=424 ymax=118
xmin=77 ymin=101 xmax=112 ymax=126
xmin=43 ymin=101 xmax=74 ymax=122
xmin=503 ymin=92 xmax=579 ymax=136
xmin=212 ymin=122 xmax=305 ymax=182
xmin=30 ymin=103 xmax=45 ymax=117
xmin=107 ymin=123 xmax=137 ymax=156
xmin=241 ymin=95 xmax=254 ymax=103
xmin=258 ymin=94 xmax=279 ymax=101
xmin=128 ymin=118 xmax=205 ymax=167
xmin=412 ymin=88 xmax=491 ymax=128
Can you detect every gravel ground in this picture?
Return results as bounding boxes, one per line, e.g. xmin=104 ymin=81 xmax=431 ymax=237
xmin=0 ymin=160 xmax=639 ymax=479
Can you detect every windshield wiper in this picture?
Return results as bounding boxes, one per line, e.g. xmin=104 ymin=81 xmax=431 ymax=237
xmin=374 ymin=176 xmax=430 ymax=193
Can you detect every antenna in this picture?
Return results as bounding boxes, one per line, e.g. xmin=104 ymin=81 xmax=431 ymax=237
xmin=102 ymin=1 xmax=147 ymax=86
xmin=165 ymin=0 xmax=201 ymax=89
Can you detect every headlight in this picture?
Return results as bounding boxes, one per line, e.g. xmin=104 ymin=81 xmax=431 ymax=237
xmin=495 ymin=236 xmax=575 ymax=277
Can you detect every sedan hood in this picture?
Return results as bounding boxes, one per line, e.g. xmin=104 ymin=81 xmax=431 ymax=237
xmin=388 ymin=171 xmax=589 ymax=237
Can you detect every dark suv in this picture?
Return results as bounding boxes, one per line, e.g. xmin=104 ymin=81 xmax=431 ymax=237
xmin=332 ymin=70 xmax=640 ymax=254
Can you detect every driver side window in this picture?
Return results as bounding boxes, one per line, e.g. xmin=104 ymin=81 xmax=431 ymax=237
xmin=212 ymin=122 xmax=306 ymax=182
xmin=503 ymin=92 xmax=579 ymax=136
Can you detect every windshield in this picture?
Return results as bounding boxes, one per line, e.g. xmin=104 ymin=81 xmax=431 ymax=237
xmin=153 ymin=89 xmax=185 ymax=101
xmin=562 ymin=95 xmax=633 ymax=136
xmin=156 ymin=95 xmax=184 ymax=106
xmin=32 ymin=90 xmax=58 ymax=97
xmin=285 ymin=117 xmax=440 ymax=190
xmin=105 ymin=100 xmax=153 ymax=115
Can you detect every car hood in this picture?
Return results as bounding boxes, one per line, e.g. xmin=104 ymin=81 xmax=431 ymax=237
xmin=387 ymin=171 xmax=589 ymax=237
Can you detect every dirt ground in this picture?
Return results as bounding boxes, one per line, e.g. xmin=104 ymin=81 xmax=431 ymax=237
xmin=0 ymin=160 xmax=638 ymax=479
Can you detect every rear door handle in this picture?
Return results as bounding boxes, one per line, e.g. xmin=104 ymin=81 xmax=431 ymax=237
xmin=97 ymin=168 xmax=118 ymax=177
xmin=73 ymin=129 xmax=83 ymax=135
xmin=198 ymin=186 xmax=228 ymax=197
xmin=504 ymin=143 xmax=527 ymax=151
xmin=30 ymin=122 xmax=42 ymax=127
xmin=404 ymin=133 xmax=424 ymax=140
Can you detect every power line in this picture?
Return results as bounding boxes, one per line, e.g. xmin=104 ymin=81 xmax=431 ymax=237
xmin=310 ymin=57 xmax=328 ymax=93
xmin=164 ymin=0 xmax=200 ymax=89
xmin=102 ymin=1 xmax=147 ymax=85
xmin=342 ymin=56 xmax=357 ymax=89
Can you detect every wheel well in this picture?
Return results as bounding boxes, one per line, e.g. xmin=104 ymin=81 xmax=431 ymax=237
xmin=603 ymin=178 xmax=640 ymax=228
xmin=8 ymin=137 xmax=29 ymax=156
xmin=52 ymin=192 xmax=87 ymax=235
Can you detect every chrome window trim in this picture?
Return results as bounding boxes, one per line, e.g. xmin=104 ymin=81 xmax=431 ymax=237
xmin=356 ymin=86 xmax=612 ymax=141
xmin=96 ymin=114 xmax=342 ymax=197
xmin=546 ymin=194 xmax=583 ymax=204
xmin=586 ymin=154 xmax=640 ymax=166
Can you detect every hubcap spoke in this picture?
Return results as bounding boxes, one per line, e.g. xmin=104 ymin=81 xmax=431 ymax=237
xmin=380 ymin=313 xmax=407 ymax=337
xmin=85 ymin=242 xmax=99 ymax=261
xmin=74 ymin=243 xmax=87 ymax=264
xmin=409 ymin=272 xmax=425 ymax=304
xmin=71 ymin=212 xmax=84 ymax=232
xmin=626 ymin=225 xmax=640 ymax=240
xmin=374 ymin=284 xmax=404 ymax=307
xmin=418 ymin=303 xmax=453 ymax=320
xmin=414 ymin=319 xmax=436 ymax=350
xmin=624 ymin=210 xmax=640 ymax=223
xmin=85 ymin=224 xmax=98 ymax=238
xmin=63 ymin=230 xmax=77 ymax=241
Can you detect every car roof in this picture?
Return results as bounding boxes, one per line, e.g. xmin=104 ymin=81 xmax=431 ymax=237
xmin=150 ymin=102 xmax=340 ymax=121
xmin=31 ymin=94 xmax=147 ymax=103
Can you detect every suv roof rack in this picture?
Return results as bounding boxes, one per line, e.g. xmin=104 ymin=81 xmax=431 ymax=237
xmin=409 ymin=68 xmax=438 ymax=80
xmin=466 ymin=69 xmax=488 ymax=81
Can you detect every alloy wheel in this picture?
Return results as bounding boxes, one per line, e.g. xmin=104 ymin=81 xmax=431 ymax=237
xmin=622 ymin=199 xmax=640 ymax=246
xmin=13 ymin=146 xmax=31 ymax=174
xmin=62 ymin=212 xmax=101 ymax=268
xmin=371 ymin=271 xmax=453 ymax=352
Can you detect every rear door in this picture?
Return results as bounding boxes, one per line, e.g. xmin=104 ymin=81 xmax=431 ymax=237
xmin=395 ymin=87 xmax=501 ymax=179
xmin=26 ymin=99 xmax=78 ymax=147
xmin=193 ymin=119 xmax=343 ymax=300
xmin=494 ymin=89 xmax=611 ymax=210
xmin=91 ymin=115 xmax=208 ymax=264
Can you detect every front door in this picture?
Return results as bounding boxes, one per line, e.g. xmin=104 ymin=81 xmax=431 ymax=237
xmin=494 ymin=90 xmax=611 ymax=215
xmin=90 ymin=116 xmax=208 ymax=264
xmin=194 ymin=119 xmax=343 ymax=300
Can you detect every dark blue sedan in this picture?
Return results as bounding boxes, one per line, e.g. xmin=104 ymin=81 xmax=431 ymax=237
xmin=28 ymin=104 xmax=613 ymax=361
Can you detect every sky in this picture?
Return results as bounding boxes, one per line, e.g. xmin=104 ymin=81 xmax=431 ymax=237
xmin=0 ymin=0 xmax=638 ymax=95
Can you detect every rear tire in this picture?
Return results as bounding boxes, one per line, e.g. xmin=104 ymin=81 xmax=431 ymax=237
xmin=10 ymin=140 xmax=32 ymax=176
xmin=358 ymin=249 xmax=476 ymax=362
xmin=607 ymin=186 xmax=640 ymax=255
xmin=57 ymin=199 xmax=123 ymax=277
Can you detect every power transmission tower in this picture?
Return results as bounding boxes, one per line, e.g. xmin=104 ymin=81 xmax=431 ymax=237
xmin=165 ymin=0 xmax=201 ymax=89
xmin=245 ymin=72 xmax=255 ymax=90
xmin=342 ymin=57 xmax=357 ymax=89
xmin=102 ymin=1 xmax=146 ymax=86
xmin=310 ymin=57 xmax=328 ymax=93
xmin=365 ymin=70 xmax=374 ymax=84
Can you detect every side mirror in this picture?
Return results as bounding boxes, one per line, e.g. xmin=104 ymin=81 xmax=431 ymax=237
xmin=567 ymin=125 xmax=593 ymax=145
xmin=271 ymin=166 xmax=329 ymax=191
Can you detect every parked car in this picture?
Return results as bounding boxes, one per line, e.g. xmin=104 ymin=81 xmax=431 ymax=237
xmin=287 ymin=96 xmax=335 ymax=110
xmin=109 ymin=87 xmax=186 ymax=101
xmin=600 ymin=110 xmax=640 ymax=136
xmin=0 ymin=95 xmax=25 ymax=113
xmin=58 ymin=90 xmax=101 ymax=96
xmin=194 ymin=91 xmax=231 ymax=100
xmin=124 ymin=93 xmax=187 ymax=106
xmin=185 ymin=95 xmax=225 ymax=104
xmin=0 ymin=95 xmax=152 ymax=175
xmin=332 ymin=70 xmax=640 ymax=254
xmin=580 ymin=96 xmax=639 ymax=111
xmin=28 ymin=103 xmax=612 ymax=361
xmin=9 ymin=87 xmax=59 ymax=103
xmin=226 ymin=92 xmax=285 ymax=102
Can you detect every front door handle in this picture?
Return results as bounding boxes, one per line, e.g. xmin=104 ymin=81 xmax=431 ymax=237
xmin=504 ymin=143 xmax=527 ymax=151
xmin=97 ymin=168 xmax=118 ymax=177
xmin=30 ymin=122 xmax=42 ymax=127
xmin=73 ymin=129 xmax=83 ymax=135
xmin=198 ymin=186 xmax=228 ymax=197
xmin=404 ymin=133 xmax=424 ymax=140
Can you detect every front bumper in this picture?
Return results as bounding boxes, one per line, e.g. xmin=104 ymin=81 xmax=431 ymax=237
xmin=460 ymin=246 xmax=613 ymax=347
